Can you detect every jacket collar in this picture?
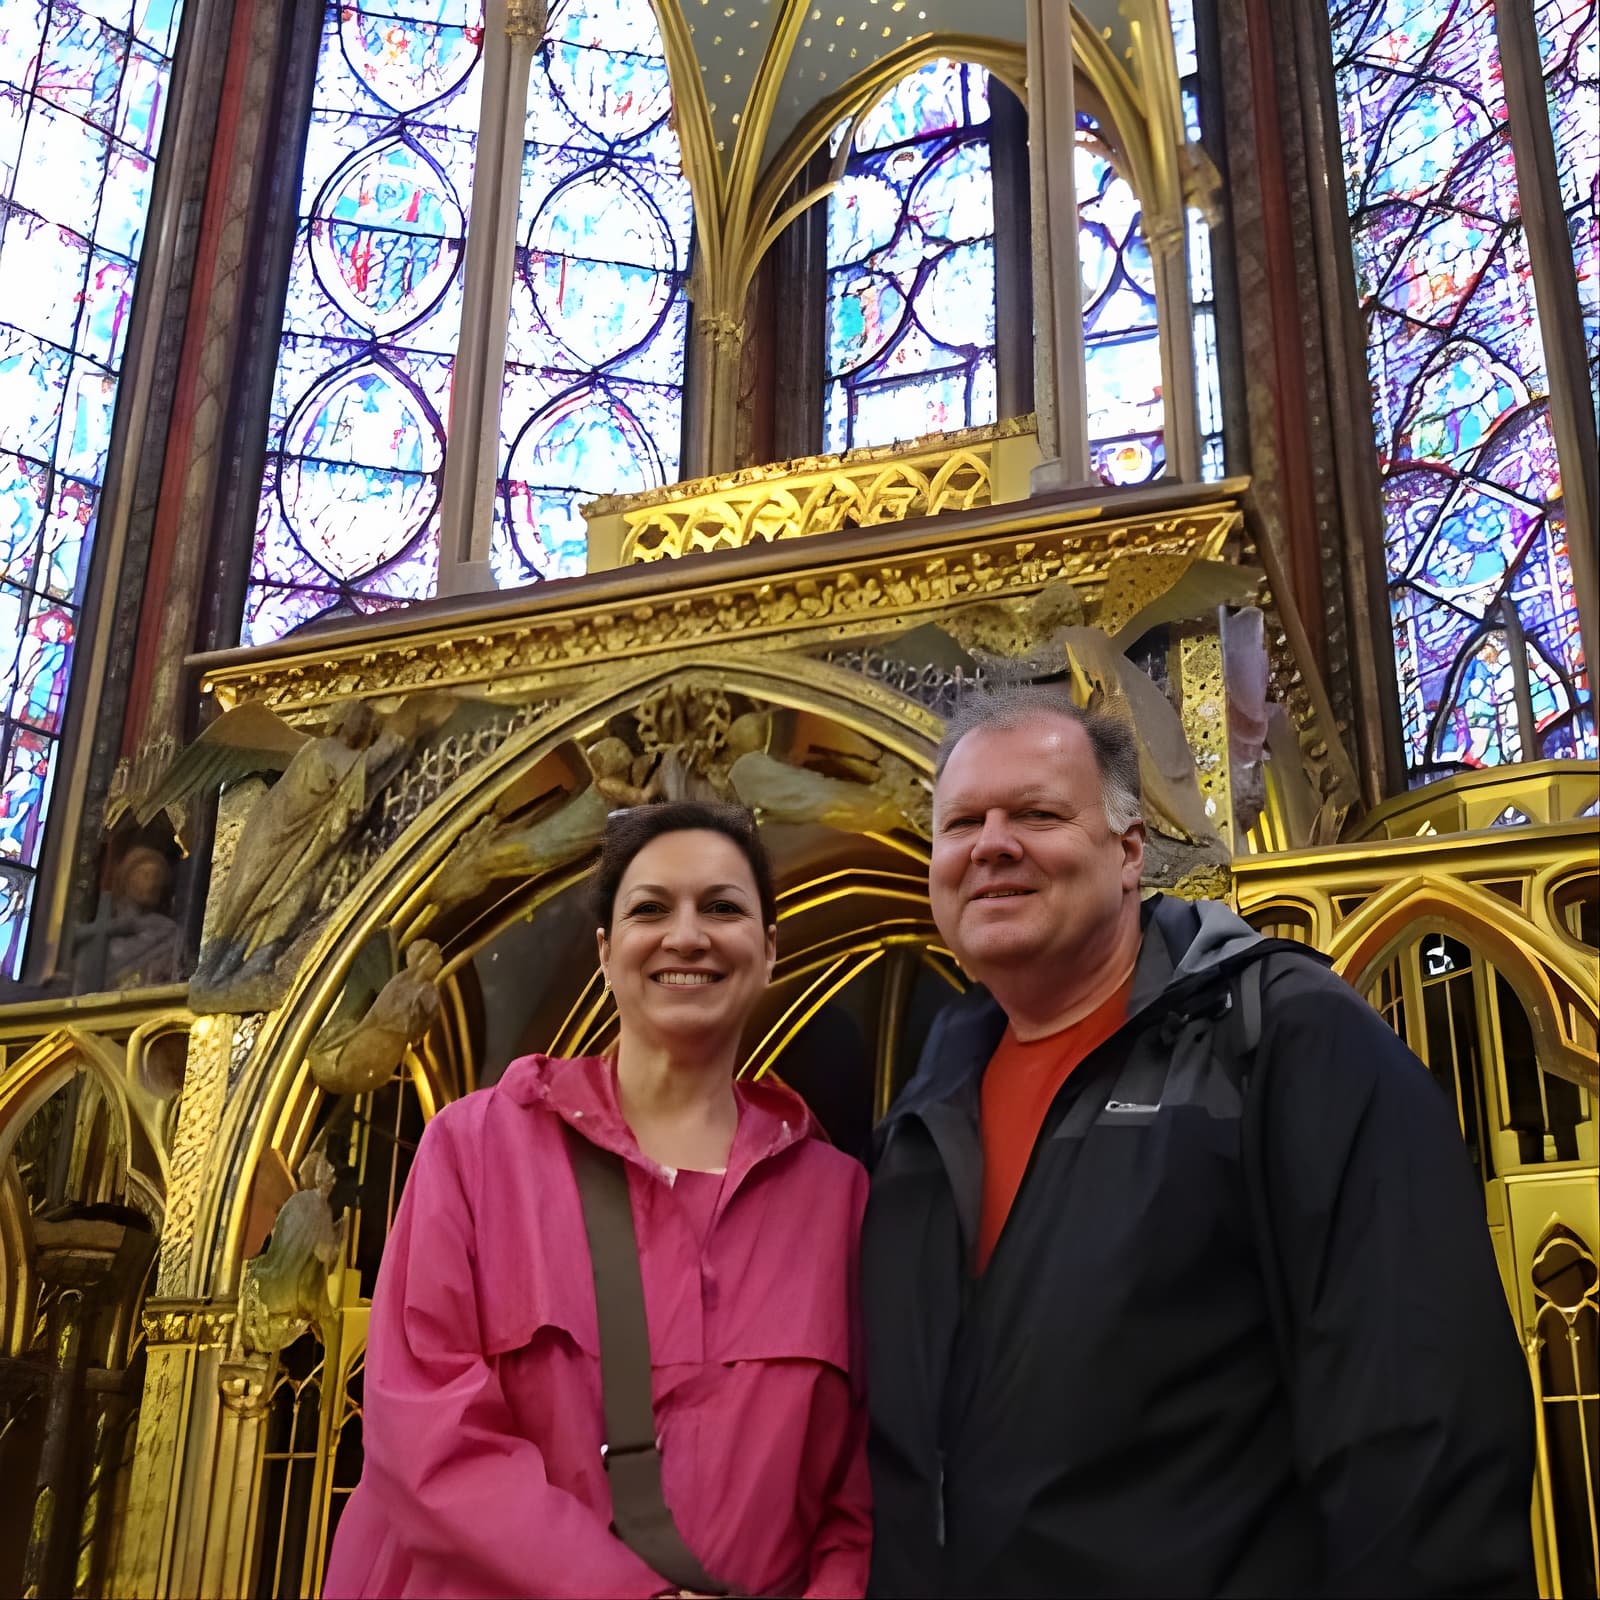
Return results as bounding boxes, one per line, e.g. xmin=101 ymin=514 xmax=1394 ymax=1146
xmin=882 ymin=895 xmax=1272 ymax=1132
xmin=498 ymin=1053 xmax=817 ymax=1192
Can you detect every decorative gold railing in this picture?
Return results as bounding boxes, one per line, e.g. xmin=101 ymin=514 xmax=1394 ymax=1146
xmin=1355 ymin=758 xmax=1600 ymax=838
xmin=585 ymin=417 xmax=1040 ymax=565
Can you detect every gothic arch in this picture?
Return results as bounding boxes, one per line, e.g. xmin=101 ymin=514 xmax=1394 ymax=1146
xmin=1326 ymin=875 xmax=1599 ymax=1091
xmin=0 ymin=1027 xmax=174 ymax=1230
xmin=198 ymin=651 xmax=942 ymax=1290
xmin=753 ymin=12 xmax=1152 ymax=221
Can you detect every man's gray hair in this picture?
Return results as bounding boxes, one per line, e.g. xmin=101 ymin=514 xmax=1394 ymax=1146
xmin=935 ymin=684 xmax=1143 ymax=834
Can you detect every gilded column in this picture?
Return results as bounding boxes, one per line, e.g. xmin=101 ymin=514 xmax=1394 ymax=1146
xmin=112 ymin=1304 xmax=235 ymax=1598
xmin=204 ymin=1353 xmax=276 ymax=1599
xmin=1178 ymin=626 xmax=1235 ymax=856
xmin=436 ymin=0 xmax=548 ymax=596
xmin=1026 ymin=0 xmax=1092 ymax=492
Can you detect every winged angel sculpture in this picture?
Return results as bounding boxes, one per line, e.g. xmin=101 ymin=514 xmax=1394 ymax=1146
xmin=902 ymin=558 xmax=1274 ymax=885
xmin=139 ymin=692 xmax=497 ymax=1011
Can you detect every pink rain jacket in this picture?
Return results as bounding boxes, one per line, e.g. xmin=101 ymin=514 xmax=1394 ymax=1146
xmin=323 ymin=1054 xmax=870 ymax=1598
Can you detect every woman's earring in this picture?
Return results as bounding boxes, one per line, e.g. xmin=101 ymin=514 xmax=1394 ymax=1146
xmin=599 ymin=970 xmax=611 ymax=995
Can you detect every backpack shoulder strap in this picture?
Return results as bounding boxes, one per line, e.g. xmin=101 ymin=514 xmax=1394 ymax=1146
xmin=564 ymin=1127 xmax=726 ymax=1596
xmin=1227 ymin=956 xmax=1294 ymax=1376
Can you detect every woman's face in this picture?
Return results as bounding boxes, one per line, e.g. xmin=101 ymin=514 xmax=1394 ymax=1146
xmin=597 ymin=829 xmax=777 ymax=1056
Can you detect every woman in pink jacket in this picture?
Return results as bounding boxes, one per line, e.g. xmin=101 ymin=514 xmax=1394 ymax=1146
xmin=324 ymin=800 xmax=870 ymax=1599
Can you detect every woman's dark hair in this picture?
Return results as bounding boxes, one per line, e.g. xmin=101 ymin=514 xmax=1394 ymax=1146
xmin=589 ymin=801 xmax=778 ymax=931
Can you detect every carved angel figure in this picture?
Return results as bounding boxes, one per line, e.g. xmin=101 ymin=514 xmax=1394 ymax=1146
xmin=586 ymin=735 xmax=664 ymax=808
xmin=730 ymin=748 xmax=931 ymax=838
xmin=430 ymin=711 xmax=775 ymax=909
xmin=430 ymin=781 xmax=611 ymax=912
xmin=139 ymin=692 xmax=490 ymax=1007
xmin=239 ymin=1149 xmax=345 ymax=1355
xmin=309 ymin=938 xmax=444 ymax=1097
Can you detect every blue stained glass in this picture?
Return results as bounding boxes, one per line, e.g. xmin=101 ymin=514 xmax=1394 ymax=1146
xmin=492 ymin=0 xmax=691 ymax=586
xmin=0 ymin=0 xmax=188 ymax=975
xmin=243 ymin=0 xmax=485 ymax=642
xmin=1077 ymin=112 xmax=1165 ymax=486
xmin=1331 ymin=0 xmax=1596 ymax=780
xmin=824 ymin=59 xmax=997 ymax=454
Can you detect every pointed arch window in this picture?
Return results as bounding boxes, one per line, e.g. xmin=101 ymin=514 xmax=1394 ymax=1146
xmin=1329 ymin=0 xmax=1598 ymax=779
xmin=819 ymin=56 xmax=1208 ymax=492
xmin=822 ymin=58 xmax=999 ymax=455
xmin=242 ymin=0 xmax=691 ymax=645
xmin=0 ymin=0 xmax=190 ymax=975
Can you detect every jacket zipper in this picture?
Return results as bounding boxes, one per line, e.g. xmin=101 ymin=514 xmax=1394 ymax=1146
xmin=894 ymin=1115 xmax=964 ymax=1553
xmin=975 ymin=980 xmax=1227 ymax=1284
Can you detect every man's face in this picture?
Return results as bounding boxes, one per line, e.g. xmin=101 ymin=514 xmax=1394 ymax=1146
xmin=930 ymin=717 xmax=1144 ymax=985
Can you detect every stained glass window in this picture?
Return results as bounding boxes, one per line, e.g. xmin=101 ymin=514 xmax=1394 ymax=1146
xmin=823 ymin=59 xmax=998 ymax=454
xmin=0 ymin=0 xmax=187 ymax=975
xmin=1331 ymin=0 xmax=1596 ymax=778
xmin=1077 ymin=112 xmax=1166 ymax=486
xmin=1534 ymin=0 xmax=1599 ymax=425
xmin=492 ymin=0 xmax=691 ymax=586
xmin=1169 ymin=0 xmax=1227 ymax=478
xmin=242 ymin=0 xmax=487 ymax=644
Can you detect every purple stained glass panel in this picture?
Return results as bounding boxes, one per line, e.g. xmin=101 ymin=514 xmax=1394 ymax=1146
xmin=824 ymin=59 xmax=997 ymax=454
xmin=493 ymin=0 xmax=691 ymax=586
xmin=1330 ymin=0 xmax=1596 ymax=779
xmin=243 ymin=0 xmax=484 ymax=642
xmin=1077 ymin=112 xmax=1165 ymax=486
xmin=0 ymin=0 xmax=188 ymax=974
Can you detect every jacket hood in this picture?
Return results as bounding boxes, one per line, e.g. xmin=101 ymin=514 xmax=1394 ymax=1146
xmin=1170 ymin=896 xmax=1268 ymax=978
xmin=496 ymin=1052 xmax=820 ymax=1182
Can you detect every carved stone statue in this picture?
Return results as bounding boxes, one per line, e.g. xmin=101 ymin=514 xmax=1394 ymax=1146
xmin=430 ymin=780 xmax=611 ymax=911
xmin=309 ymin=939 xmax=444 ymax=1096
xmin=138 ymin=694 xmax=478 ymax=1010
xmin=586 ymin=735 xmax=664 ymax=808
xmin=70 ymin=846 xmax=184 ymax=993
xmin=730 ymin=748 xmax=931 ymax=837
xmin=239 ymin=1149 xmax=345 ymax=1356
xmin=201 ymin=703 xmax=404 ymax=988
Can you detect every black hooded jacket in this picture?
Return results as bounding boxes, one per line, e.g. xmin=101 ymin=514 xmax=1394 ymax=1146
xmin=863 ymin=895 xmax=1536 ymax=1598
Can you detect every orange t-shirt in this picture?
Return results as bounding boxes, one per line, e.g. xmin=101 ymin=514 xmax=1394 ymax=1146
xmin=976 ymin=974 xmax=1134 ymax=1273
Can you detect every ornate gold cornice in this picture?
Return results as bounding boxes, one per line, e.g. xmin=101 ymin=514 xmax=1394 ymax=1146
xmin=597 ymin=419 xmax=1036 ymax=562
xmin=588 ymin=416 xmax=1035 ymax=519
xmin=194 ymin=481 xmax=1247 ymax=714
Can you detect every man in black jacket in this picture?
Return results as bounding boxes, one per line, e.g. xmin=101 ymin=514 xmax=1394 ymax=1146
xmin=864 ymin=686 xmax=1535 ymax=1597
